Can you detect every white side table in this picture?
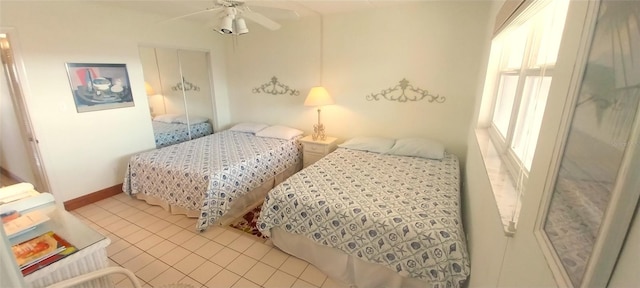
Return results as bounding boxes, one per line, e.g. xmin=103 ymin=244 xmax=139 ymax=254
xmin=8 ymin=204 xmax=110 ymax=288
xmin=299 ymin=135 xmax=338 ymax=168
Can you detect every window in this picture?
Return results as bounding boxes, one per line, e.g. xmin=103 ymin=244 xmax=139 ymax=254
xmin=487 ymin=0 xmax=570 ymax=178
xmin=477 ymin=0 xmax=570 ymax=233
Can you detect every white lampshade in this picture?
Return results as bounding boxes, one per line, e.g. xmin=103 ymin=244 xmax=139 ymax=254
xmin=304 ymin=86 xmax=334 ymax=107
xmin=219 ymin=14 xmax=234 ymax=34
xmin=236 ymin=18 xmax=249 ymax=35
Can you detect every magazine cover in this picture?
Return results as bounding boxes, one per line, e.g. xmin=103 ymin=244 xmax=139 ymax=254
xmin=11 ymin=231 xmax=77 ymax=276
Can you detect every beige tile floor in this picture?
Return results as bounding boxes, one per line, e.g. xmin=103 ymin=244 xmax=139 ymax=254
xmin=71 ymin=193 xmax=348 ymax=288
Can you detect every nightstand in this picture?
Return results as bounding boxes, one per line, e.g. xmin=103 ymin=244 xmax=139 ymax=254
xmin=299 ymin=135 xmax=338 ymax=168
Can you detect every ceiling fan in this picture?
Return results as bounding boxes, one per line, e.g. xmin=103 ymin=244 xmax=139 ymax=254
xmin=161 ymin=0 xmax=299 ymax=35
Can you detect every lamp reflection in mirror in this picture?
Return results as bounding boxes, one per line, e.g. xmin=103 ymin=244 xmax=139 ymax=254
xmin=145 ymin=82 xmax=156 ymax=117
xmin=304 ymin=86 xmax=334 ymax=140
xmin=144 ymin=82 xmax=155 ymax=96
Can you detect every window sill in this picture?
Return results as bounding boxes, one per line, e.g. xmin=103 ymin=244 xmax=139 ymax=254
xmin=475 ymin=129 xmax=522 ymax=236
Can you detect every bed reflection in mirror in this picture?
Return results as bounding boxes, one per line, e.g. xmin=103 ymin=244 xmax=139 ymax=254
xmin=139 ymin=46 xmax=215 ymax=148
xmin=543 ymin=0 xmax=640 ymax=286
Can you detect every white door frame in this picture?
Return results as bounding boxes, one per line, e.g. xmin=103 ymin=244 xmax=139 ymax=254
xmin=0 ymin=27 xmax=51 ymax=194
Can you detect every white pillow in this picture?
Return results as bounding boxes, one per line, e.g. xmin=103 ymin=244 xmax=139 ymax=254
xmin=153 ymin=114 xmax=180 ymax=123
xmin=387 ymin=137 xmax=445 ymax=159
xmin=338 ymin=137 xmax=396 ymax=154
xmin=229 ymin=122 xmax=269 ymax=134
xmin=255 ymin=125 xmax=303 ymax=140
xmin=173 ymin=115 xmax=209 ymax=124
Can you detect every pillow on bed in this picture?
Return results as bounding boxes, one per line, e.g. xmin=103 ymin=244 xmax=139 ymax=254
xmin=173 ymin=115 xmax=209 ymax=124
xmin=255 ymin=125 xmax=303 ymax=140
xmin=229 ymin=122 xmax=269 ymax=134
xmin=153 ymin=114 xmax=180 ymax=123
xmin=387 ymin=137 xmax=445 ymax=159
xmin=338 ymin=137 xmax=396 ymax=154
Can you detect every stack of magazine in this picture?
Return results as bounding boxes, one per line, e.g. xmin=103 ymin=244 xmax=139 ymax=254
xmin=2 ymin=210 xmax=50 ymax=238
xmin=0 ymin=183 xmax=40 ymax=205
xmin=11 ymin=231 xmax=77 ymax=276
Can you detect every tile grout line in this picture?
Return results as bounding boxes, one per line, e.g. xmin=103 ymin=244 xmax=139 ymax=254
xmin=84 ymin=194 xmax=328 ymax=288
xmin=91 ymin=197 xmax=259 ymax=287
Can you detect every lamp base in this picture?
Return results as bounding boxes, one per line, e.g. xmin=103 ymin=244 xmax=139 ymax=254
xmin=312 ymin=123 xmax=326 ymax=141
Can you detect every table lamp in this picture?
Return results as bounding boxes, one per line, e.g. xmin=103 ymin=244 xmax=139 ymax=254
xmin=304 ymin=86 xmax=334 ymax=140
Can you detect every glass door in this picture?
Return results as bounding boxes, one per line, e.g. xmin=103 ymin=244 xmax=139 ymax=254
xmin=177 ymin=49 xmax=215 ymax=140
xmin=139 ymin=46 xmax=215 ymax=148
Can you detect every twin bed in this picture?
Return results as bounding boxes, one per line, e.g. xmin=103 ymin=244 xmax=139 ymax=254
xmin=124 ymin=125 xmax=303 ymax=230
xmin=258 ymin=140 xmax=469 ymax=287
xmin=123 ymin=128 xmax=469 ymax=287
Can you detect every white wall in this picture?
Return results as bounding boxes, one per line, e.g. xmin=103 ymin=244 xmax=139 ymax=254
xmin=464 ymin=1 xmax=639 ymax=287
xmin=225 ymin=15 xmax=320 ymax=130
xmin=225 ymin=1 xmax=492 ymax=162
xmin=0 ymin=1 xmax=229 ymax=201
xmin=0 ymin=57 xmax=37 ymax=184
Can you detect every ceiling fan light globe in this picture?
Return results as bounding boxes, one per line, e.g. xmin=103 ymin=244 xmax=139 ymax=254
xmin=220 ymin=15 xmax=234 ymax=34
xmin=236 ymin=28 xmax=249 ymax=35
xmin=236 ymin=18 xmax=249 ymax=35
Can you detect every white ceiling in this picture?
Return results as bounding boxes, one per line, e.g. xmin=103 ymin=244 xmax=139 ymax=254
xmin=103 ymin=0 xmax=403 ymax=25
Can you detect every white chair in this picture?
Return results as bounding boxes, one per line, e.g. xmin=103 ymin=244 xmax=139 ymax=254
xmin=45 ymin=266 xmax=141 ymax=288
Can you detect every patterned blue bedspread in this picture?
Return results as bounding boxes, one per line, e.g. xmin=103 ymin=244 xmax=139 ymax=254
xmin=257 ymin=148 xmax=469 ymax=287
xmin=152 ymin=121 xmax=214 ymax=148
xmin=123 ymin=130 xmax=302 ymax=230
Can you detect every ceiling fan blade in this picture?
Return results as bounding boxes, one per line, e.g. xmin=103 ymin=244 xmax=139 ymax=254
xmin=247 ymin=6 xmax=300 ymax=20
xmin=242 ymin=9 xmax=281 ymax=30
xmin=202 ymin=10 xmax=224 ymax=27
xmin=157 ymin=6 xmax=223 ymax=24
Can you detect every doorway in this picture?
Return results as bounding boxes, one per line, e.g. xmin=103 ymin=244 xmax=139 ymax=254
xmin=0 ymin=30 xmax=50 ymax=192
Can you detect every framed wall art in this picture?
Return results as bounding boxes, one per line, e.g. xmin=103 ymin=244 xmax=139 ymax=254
xmin=65 ymin=63 xmax=134 ymax=112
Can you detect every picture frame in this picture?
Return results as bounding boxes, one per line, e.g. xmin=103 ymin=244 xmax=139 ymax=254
xmin=65 ymin=63 xmax=134 ymax=113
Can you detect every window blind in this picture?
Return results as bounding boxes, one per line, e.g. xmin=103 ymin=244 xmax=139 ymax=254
xmin=494 ymin=0 xmax=534 ymax=36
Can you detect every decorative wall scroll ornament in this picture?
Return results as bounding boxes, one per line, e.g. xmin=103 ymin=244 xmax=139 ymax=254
xmin=366 ymin=78 xmax=446 ymax=103
xmin=252 ymin=76 xmax=300 ymax=96
xmin=172 ymin=77 xmax=200 ymax=92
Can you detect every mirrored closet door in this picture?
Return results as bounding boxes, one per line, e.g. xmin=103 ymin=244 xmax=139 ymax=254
xmin=139 ymin=46 xmax=215 ymax=148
